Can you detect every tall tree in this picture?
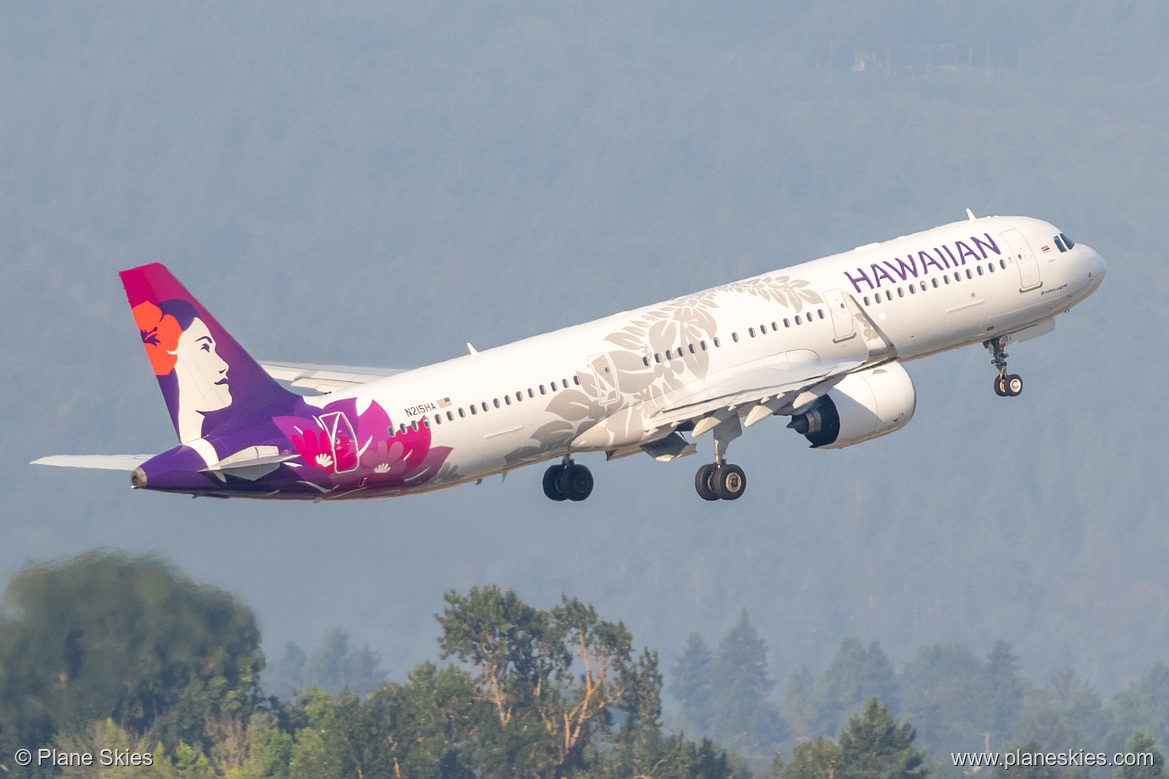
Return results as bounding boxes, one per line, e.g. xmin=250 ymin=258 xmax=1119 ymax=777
xmin=983 ymin=640 xmax=1024 ymax=748
xmin=670 ymin=633 xmax=714 ymax=736
xmin=816 ymin=638 xmax=897 ymax=737
xmin=0 ymin=551 xmax=264 ymax=754
xmin=781 ymin=666 xmax=818 ymax=741
xmin=711 ymin=609 xmax=783 ymax=755
xmin=837 ymin=697 xmax=929 ymax=779
xmin=435 ymin=585 xmax=659 ymax=778
xmin=1115 ymin=731 xmax=1163 ymax=779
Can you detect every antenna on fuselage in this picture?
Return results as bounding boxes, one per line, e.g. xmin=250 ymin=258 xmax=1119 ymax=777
xmin=966 ymin=208 xmax=976 ymax=221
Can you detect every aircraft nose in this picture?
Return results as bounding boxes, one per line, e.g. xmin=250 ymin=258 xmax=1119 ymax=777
xmin=1085 ymin=246 xmax=1106 ymax=283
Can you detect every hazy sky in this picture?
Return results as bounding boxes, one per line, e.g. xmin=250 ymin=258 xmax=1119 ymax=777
xmin=3 ymin=2 xmax=1166 ymax=695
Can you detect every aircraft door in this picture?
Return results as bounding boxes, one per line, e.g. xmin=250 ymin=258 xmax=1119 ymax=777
xmin=587 ymin=353 xmax=620 ymax=405
xmin=1002 ymin=229 xmax=1042 ymax=291
xmin=823 ymin=288 xmax=856 ymax=342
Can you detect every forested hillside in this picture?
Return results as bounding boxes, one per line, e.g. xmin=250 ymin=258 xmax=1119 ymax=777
xmin=2 ymin=0 xmax=1168 ymax=744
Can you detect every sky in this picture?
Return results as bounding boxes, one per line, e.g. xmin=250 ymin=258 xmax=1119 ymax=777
xmin=2 ymin=2 xmax=1167 ymax=696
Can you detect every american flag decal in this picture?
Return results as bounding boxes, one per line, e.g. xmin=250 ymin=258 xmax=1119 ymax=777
xmin=437 ymin=397 xmax=452 ymax=408
xmin=1041 ymin=245 xmax=1051 ymax=253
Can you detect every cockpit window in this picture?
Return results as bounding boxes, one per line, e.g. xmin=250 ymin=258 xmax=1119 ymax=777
xmin=1060 ymin=232 xmax=1074 ymax=249
xmin=1054 ymin=235 xmax=1066 ymax=252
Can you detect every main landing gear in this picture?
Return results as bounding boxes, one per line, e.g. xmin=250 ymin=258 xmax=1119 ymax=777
xmin=693 ymin=414 xmax=747 ymax=501
xmin=542 ymin=458 xmax=593 ymax=502
xmin=986 ymin=336 xmax=1023 ymax=397
xmin=695 ymin=462 xmax=747 ymax=501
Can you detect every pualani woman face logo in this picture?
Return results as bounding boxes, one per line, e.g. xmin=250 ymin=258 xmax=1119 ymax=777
xmin=133 ymin=299 xmax=232 ymax=442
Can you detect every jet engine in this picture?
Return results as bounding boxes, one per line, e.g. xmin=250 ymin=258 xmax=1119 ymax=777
xmin=787 ymin=362 xmax=916 ymax=449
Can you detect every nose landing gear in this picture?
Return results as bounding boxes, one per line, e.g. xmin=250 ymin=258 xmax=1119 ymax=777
xmin=986 ymin=337 xmax=1023 ymax=397
xmin=542 ymin=458 xmax=594 ymax=502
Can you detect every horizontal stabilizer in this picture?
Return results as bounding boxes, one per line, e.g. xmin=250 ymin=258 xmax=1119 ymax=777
xmin=260 ymin=361 xmax=408 ymax=394
xmin=32 ymin=454 xmax=152 ymax=471
xmin=199 ymin=452 xmax=300 ymax=474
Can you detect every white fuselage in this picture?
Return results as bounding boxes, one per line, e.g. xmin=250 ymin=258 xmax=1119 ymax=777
xmin=317 ymin=215 xmax=1105 ymax=494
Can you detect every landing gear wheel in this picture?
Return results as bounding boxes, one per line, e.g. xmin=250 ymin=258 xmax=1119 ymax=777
xmin=695 ymin=463 xmax=720 ymax=501
xmin=542 ymin=464 xmax=567 ymax=501
xmin=558 ymin=463 xmax=594 ymax=502
xmin=714 ymin=464 xmax=747 ymax=501
xmin=994 ymin=375 xmax=1008 ymax=397
xmin=1005 ymin=374 xmax=1023 ymax=397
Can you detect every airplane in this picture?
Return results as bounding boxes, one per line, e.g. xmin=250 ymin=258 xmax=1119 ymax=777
xmin=33 ymin=211 xmax=1105 ymax=502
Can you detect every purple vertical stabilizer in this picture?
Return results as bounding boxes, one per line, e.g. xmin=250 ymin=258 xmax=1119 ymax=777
xmin=120 ymin=263 xmax=298 ymax=444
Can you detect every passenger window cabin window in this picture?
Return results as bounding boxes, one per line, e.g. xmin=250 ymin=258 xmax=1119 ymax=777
xmin=504 ymin=395 xmax=511 ymax=406
xmin=563 ymin=377 xmax=569 ymax=387
xmin=411 ymin=420 xmax=419 ymax=432
xmin=966 ymin=269 xmax=973 ymax=279
xmin=470 ymin=405 xmax=477 ymax=415
xmin=713 ymin=337 xmax=721 ymax=347
xmin=795 ymin=315 xmax=802 ymax=324
xmin=516 ymin=391 xmax=523 ymax=402
xmin=573 ymin=376 xmax=580 ymax=385
xmin=1000 ymin=259 xmax=1007 ymax=269
xmin=528 ymin=388 xmax=534 ymax=398
xmin=864 ymin=296 xmax=870 ymax=305
xmin=654 ymin=353 xmax=661 ymax=363
xmin=818 ymin=309 xmax=825 ymax=319
xmin=446 ymin=411 xmax=453 ymax=421
xmin=493 ymin=398 xmax=500 ymax=408
xmin=399 ymin=423 xmax=407 ymax=434
xmin=539 ymin=385 xmax=546 ymax=395
xmin=550 ymin=380 xmax=557 ymax=391
xmin=886 ymin=290 xmax=893 ymax=300
xmin=458 ymin=408 xmax=465 ymax=418
xmin=481 ymin=402 xmax=488 ymax=412
xmin=748 ymin=327 xmax=756 ymax=337
xmin=909 ymin=285 xmax=916 ymax=294
xmin=689 ymin=344 xmax=696 ymax=354
xmin=434 ymin=415 xmax=441 ymax=425
xmin=977 ymin=266 xmax=984 ymax=276
xmin=954 ymin=272 xmax=961 ymax=282
xmin=643 ymin=356 xmax=649 ymax=367
xmin=772 ymin=322 xmax=778 ymax=331
xmin=920 ymin=281 xmax=927 ymax=291
xmin=932 ymin=279 xmax=939 ymax=288
xmin=700 ymin=340 xmax=707 ymax=350
xmin=784 ymin=318 xmax=791 ymax=327
xmin=898 ymin=288 xmax=904 ymax=298
xmin=944 ymin=275 xmax=950 ymax=285
xmin=732 ymin=332 xmax=739 ymax=342
xmin=760 ymin=323 xmax=767 ymax=333
xmin=988 ymin=263 xmax=995 ymax=273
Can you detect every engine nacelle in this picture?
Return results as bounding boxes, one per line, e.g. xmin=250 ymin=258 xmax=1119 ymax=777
xmin=787 ymin=362 xmax=916 ymax=449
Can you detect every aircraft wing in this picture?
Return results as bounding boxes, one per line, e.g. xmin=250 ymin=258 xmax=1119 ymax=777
xmin=31 ymin=454 xmax=153 ymax=470
xmin=649 ymin=356 xmax=865 ymax=432
xmin=259 ymin=361 xmax=409 ymax=394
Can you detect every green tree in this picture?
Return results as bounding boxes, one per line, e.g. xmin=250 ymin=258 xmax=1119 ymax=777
xmin=436 ymin=585 xmax=660 ymax=778
xmin=785 ymin=736 xmax=844 ymax=779
xmin=1115 ymin=731 xmax=1163 ymax=779
xmin=710 ymin=609 xmax=783 ymax=755
xmin=837 ymin=697 xmax=929 ymax=779
xmin=817 ymin=639 xmax=897 ymax=737
xmin=898 ymin=643 xmax=985 ymax=757
xmin=983 ymin=641 xmax=1024 ymax=748
xmin=0 ymin=552 xmax=264 ymax=754
xmin=671 ymin=632 xmax=715 ymax=736
xmin=781 ymin=666 xmax=818 ymax=740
